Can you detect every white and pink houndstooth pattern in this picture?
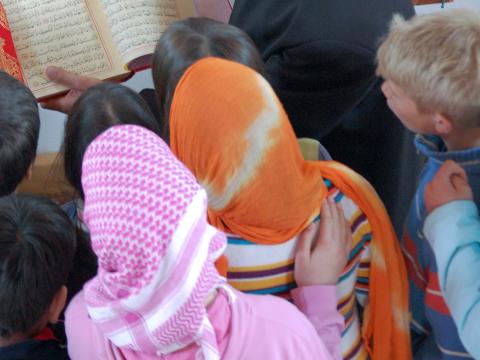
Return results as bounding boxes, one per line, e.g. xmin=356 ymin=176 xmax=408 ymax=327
xmin=81 ymin=125 xmax=226 ymax=359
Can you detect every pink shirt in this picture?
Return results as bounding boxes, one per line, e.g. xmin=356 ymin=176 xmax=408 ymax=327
xmin=66 ymin=286 xmax=343 ymax=360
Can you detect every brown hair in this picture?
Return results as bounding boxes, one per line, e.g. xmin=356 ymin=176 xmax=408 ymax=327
xmin=152 ymin=17 xmax=264 ymax=140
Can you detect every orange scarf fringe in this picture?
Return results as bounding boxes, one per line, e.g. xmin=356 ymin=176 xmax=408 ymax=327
xmin=319 ymin=161 xmax=411 ymax=359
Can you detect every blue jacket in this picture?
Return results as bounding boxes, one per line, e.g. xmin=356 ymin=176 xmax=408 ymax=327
xmin=424 ymin=200 xmax=480 ymax=360
xmin=403 ymin=135 xmax=480 ymax=359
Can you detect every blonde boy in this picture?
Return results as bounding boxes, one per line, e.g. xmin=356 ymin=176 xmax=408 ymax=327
xmin=377 ymin=9 xmax=480 ymax=359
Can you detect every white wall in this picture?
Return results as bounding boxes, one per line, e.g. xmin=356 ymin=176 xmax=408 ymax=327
xmin=37 ymin=0 xmax=480 ymax=153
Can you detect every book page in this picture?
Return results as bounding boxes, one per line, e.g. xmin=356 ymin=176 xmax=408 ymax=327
xmin=100 ymin=0 xmax=196 ymax=67
xmin=2 ymin=0 xmax=126 ymax=98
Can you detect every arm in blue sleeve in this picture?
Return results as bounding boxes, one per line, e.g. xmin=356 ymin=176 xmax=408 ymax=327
xmin=424 ymin=200 xmax=480 ymax=359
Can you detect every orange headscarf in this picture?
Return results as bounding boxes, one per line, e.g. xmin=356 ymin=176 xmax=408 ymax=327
xmin=170 ymin=59 xmax=326 ymax=244
xmin=169 ymin=57 xmax=411 ymax=359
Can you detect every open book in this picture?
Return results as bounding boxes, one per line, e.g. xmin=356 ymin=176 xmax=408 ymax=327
xmin=0 ymin=0 xmax=196 ymax=99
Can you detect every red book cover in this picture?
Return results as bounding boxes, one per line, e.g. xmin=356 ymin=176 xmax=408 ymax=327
xmin=0 ymin=2 xmax=24 ymax=82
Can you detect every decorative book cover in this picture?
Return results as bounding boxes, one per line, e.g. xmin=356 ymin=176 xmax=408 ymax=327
xmin=0 ymin=2 xmax=23 ymax=82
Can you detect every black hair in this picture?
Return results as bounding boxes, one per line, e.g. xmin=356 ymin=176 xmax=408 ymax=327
xmin=0 ymin=72 xmax=40 ymax=196
xmin=64 ymin=82 xmax=161 ymax=199
xmin=152 ymin=17 xmax=264 ymax=140
xmin=0 ymin=194 xmax=76 ymax=339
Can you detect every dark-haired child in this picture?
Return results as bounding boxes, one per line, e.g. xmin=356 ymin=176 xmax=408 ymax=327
xmin=0 ymin=71 xmax=95 ymax=353
xmin=60 ymin=82 xmax=162 ymax=292
xmin=0 ymin=194 xmax=76 ymax=360
xmin=63 ymin=82 xmax=161 ymax=200
xmin=150 ymin=17 xmax=264 ymax=138
xmin=0 ymin=71 xmax=39 ymax=196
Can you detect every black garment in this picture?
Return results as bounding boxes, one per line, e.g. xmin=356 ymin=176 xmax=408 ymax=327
xmin=61 ymin=201 xmax=98 ymax=306
xmin=230 ymin=0 xmax=422 ymax=234
xmin=139 ymin=88 xmax=162 ymax=124
xmin=0 ymin=339 xmax=68 ymax=360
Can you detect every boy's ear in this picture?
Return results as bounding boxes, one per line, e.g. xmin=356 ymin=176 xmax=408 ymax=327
xmin=433 ymin=113 xmax=453 ymax=135
xmin=48 ymin=286 xmax=68 ymax=324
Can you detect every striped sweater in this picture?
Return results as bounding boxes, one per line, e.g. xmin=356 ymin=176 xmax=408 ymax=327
xmin=225 ymin=179 xmax=372 ymax=360
xmin=403 ymin=135 xmax=480 ymax=359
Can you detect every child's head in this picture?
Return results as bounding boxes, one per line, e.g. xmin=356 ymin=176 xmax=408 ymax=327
xmin=0 ymin=72 xmax=39 ymax=196
xmin=377 ymin=10 xmax=480 ymax=135
xmin=81 ymin=125 xmax=226 ymax=357
xmin=64 ymin=82 xmax=161 ymax=199
xmin=169 ymin=57 xmax=322 ymax=243
xmin=152 ymin=17 xmax=264 ymax=138
xmin=0 ymin=194 xmax=76 ymax=340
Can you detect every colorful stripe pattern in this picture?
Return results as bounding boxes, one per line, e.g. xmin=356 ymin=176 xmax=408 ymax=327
xmin=401 ymin=135 xmax=480 ymax=359
xmin=170 ymin=58 xmax=411 ymax=359
xmin=225 ymin=179 xmax=371 ymax=359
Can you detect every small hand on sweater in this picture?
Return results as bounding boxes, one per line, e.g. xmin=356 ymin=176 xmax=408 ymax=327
xmin=424 ymin=160 xmax=473 ymax=214
xmin=295 ymin=197 xmax=352 ymax=286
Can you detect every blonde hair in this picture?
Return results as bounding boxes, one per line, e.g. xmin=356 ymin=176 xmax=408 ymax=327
xmin=377 ymin=9 xmax=480 ymax=128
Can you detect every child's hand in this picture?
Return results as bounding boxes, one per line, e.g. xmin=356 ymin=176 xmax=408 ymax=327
xmin=295 ymin=197 xmax=352 ymax=286
xmin=425 ymin=160 xmax=473 ymax=214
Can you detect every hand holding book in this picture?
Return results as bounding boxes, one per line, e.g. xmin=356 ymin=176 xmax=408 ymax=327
xmin=0 ymin=0 xmax=195 ymax=99
xmin=41 ymin=67 xmax=100 ymax=113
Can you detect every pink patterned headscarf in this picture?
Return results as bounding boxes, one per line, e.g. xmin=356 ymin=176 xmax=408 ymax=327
xmin=81 ymin=125 xmax=226 ymax=359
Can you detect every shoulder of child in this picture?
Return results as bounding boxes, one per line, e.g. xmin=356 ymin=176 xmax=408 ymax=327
xmin=64 ymin=291 xmax=100 ymax=360
xmin=224 ymin=289 xmax=333 ymax=359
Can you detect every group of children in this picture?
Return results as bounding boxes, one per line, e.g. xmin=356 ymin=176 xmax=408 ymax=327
xmin=0 ymin=7 xmax=479 ymax=360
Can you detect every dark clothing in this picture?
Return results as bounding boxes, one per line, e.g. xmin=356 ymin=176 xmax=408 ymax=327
xmin=229 ymin=0 xmax=415 ymax=138
xmin=0 ymin=339 xmax=68 ymax=360
xmin=229 ymin=0 xmax=422 ymax=234
xmin=62 ymin=201 xmax=98 ymax=306
xmin=140 ymin=88 xmax=162 ymax=124
xmin=321 ymin=78 xmax=422 ymax=236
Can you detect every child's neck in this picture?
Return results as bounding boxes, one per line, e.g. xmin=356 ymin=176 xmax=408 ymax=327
xmin=442 ymin=127 xmax=480 ymax=151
